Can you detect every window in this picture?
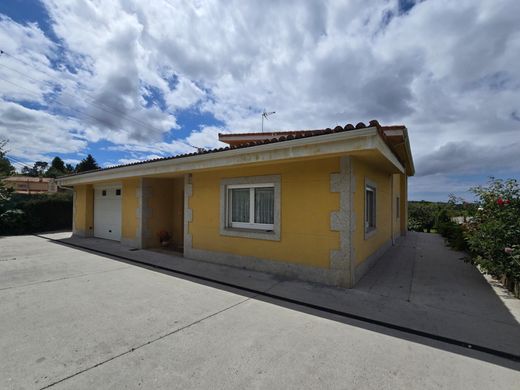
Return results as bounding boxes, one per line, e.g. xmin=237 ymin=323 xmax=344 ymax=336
xmin=102 ymin=190 xmax=107 ymax=196
xmin=220 ymin=175 xmax=280 ymax=241
xmin=365 ymin=185 xmax=376 ymax=233
xmin=396 ymin=196 xmax=400 ymax=219
xmin=115 ymin=189 xmax=121 ymax=196
xmin=228 ymin=184 xmax=274 ymax=230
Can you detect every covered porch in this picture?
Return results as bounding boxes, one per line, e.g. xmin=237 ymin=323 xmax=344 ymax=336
xmin=72 ymin=175 xmax=185 ymax=252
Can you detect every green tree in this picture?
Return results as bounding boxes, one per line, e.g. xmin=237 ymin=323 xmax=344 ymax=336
xmin=75 ymin=154 xmax=100 ymax=173
xmin=0 ymin=140 xmax=14 ymax=209
xmin=21 ymin=161 xmax=48 ymax=177
xmin=45 ymin=156 xmax=68 ymax=178
xmin=50 ymin=156 xmax=66 ymax=172
xmin=466 ymin=178 xmax=520 ymax=284
xmin=0 ymin=140 xmax=15 ymax=177
xmin=408 ymin=201 xmax=437 ymax=232
xmin=21 ymin=166 xmax=32 ymax=176
xmin=65 ymin=163 xmax=75 ymax=174
xmin=34 ymin=161 xmax=48 ymax=176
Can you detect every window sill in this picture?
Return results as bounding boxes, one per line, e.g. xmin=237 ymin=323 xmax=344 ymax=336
xmin=364 ymin=228 xmax=377 ymax=240
xmin=220 ymin=227 xmax=280 ymax=241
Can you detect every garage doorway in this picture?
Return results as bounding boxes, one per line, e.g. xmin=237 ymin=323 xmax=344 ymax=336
xmin=94 ymin=185 xmax=122 ymax=241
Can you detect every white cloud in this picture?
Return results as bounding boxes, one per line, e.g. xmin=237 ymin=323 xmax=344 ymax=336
xmin=0 ymin=101 xmax=87 ymax=162
xmin=185 ymin=126 xmax=227 ymax=150
xmin=0 ymin=0 xmax=519 ymax=200
xmin=408 ymin=174 xmax=479 ymax=202
xmin=63 ymin=158 xmax=81 ymax=165
xmin=0 ymin=16 xmax=57 ymax=105
xmin=416 ymin=141 xmax=520 ymax=176
xmin=163 ymin=76 xmax=206 ymax=110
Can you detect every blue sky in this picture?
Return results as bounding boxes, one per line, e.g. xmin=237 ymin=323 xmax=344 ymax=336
xmin=0 ymin=0 xmax=519 ymax=201
xmin=0 ymin=0 xmax=223 ymax=166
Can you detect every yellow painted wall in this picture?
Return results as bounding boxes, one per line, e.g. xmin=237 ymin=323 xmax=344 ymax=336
xmin=352 ymin=158 xmax=392 ymax=266
xmin=73 ymin=184 xmax=93 ymax=236
xmin=392 ymin=174 xmax=401 ymax=241
xmin=143 ymin=178 xmax=174 ymax=248
xmin=121 ymin=178 xmax=140 ymax=242
xmin=400 ymin=173 xmax=408 ymax=234
xmin=189 ymin=157 xmax=340 ymax=268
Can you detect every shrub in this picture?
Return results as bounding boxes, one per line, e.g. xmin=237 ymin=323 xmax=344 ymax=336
xmin=0 ymin=192 xmax=72 ymax=235
xmin=0 ymin=209 xmax=27 ymax=235
xmin=408 ymin=216 xmax=423 ymax=232
xmin=437 ymin=220 xmax=467 ymax=251
xmin=433 ymin=200 xmax=468 ymax=251
xmin=408 ymin=201 xmax=438 ymax=232
xmin=465 ymin=178 xmax=520 ymax=284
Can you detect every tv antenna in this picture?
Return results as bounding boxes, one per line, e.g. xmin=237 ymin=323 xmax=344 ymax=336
xmin=261 ymin=110 xmax=276 ymax=132
xmin=186 ymin=143 xmax=206 ymax=153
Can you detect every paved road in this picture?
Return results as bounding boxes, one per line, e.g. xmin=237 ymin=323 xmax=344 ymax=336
xmin=1 ymin=235 xmax=519 ymax=389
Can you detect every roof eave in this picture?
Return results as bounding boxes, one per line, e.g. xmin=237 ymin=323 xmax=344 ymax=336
xmin=58 ymin=127 xmax=404 ymax=186
xmin=403 ymin=127 xmax=415 ymax=176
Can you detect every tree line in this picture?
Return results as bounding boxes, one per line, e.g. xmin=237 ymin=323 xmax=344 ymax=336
xmin=19 ymin=154 xmax=100 ymax=178
xmin=0 ymin=140 xmax=100 ymax=179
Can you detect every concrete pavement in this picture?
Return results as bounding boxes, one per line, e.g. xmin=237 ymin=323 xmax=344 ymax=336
xmin=42 ymin=231 xmax=520 ymax=356
xmin=1 ymin=234 xmax=519 ymax=389
xmin=357 ymin=233 xmax=520 ymax=322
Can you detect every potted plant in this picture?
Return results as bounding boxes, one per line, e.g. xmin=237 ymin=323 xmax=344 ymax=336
xmin=158 ymin=230 xmax=172 ymax=247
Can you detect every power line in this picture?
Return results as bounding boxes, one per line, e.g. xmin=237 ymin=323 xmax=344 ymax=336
xmin=0 ymin=49 xmax=204 ymax=154
xmin=0 ymin=61 xmax=167 ymax=136
xmin=0 ymin=73 xmax=114 ymax=127
xmin=7 ymin=154 xmax=29 ymax=164
xmin=0 ymin=73 xmax=179 ymax=152
xmin=8 ymin=160 xmax=26 ymax=169
xmin=0 ymin=74 xmax=204 ymax=155
xmin=6 ymin=154 xmax=32 ymax=169
xmin=0 ymin=49 xmax=176 ymax=139
xmin=7 ymin=157 xmax=27 ymax=167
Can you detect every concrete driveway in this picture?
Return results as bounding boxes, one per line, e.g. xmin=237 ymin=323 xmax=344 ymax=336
xmin=1 ymin=234 xmax=519 ymax=389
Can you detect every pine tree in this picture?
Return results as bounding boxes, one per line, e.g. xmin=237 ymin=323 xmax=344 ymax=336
xmin=0 ymin=140 xmax=15 ymax=178
xmin=75 ymin=154 xmax=100 ymax=173
xmin=45 ymin=156 xmax=68 ymax=178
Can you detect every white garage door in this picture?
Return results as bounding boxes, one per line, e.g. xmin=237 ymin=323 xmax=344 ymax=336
xmin=94 ymin=185 xmax=122 ymax=241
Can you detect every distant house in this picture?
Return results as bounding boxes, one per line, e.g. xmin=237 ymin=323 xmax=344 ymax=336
xmin=57 ymin=120 xmax=414 ymax=288
xmin=3 ymin=176 xmax=57 ymax=194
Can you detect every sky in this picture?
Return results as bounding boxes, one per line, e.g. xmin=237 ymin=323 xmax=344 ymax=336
xmin=0 ymin=0 xmax=519 ymax=201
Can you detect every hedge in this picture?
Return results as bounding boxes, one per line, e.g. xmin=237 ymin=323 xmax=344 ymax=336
xmin=465 ymin=178 xmax=520 ymax=296
xmin=0 ymin=192 xmax=72 ymax=235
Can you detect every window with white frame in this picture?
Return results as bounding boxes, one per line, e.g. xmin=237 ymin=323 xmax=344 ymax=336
xmin=365 ymin=185 xmax=376 ymax=232
xmin=228 ymin=183 xmax=275 ymax=230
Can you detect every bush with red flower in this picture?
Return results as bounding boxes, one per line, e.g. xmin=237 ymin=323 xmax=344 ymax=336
xmin=466 ymin=178 xmax=520 ymax=294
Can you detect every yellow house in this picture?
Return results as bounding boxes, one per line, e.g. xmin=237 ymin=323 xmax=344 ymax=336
xmin=57 ymin=120 xmax=414 ymax=288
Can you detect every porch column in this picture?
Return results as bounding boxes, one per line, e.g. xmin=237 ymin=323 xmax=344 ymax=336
xmin=330 ymin=156 xmax=355 ymax=288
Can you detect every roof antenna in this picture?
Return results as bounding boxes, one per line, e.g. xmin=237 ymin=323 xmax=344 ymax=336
xmin=186 ymin=143 xmax=206 ymax=153
xmin=261 ymin=110 xmax=276 ymax=132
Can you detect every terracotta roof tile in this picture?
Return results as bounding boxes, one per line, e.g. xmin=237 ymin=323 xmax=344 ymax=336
xmin=60 ymin=120 xmax=406 ymax=178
